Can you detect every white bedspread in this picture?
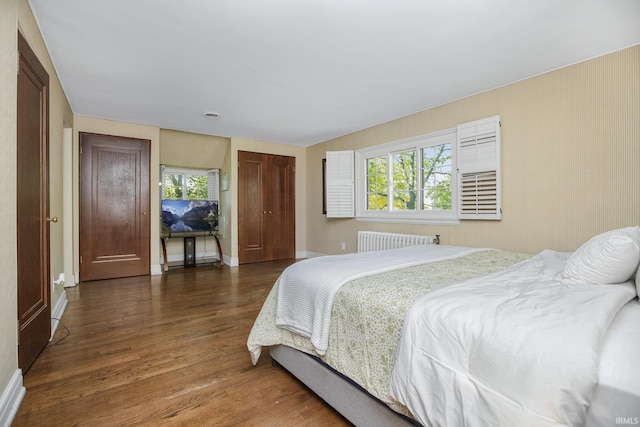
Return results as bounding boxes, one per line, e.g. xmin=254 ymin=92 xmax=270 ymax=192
xmin=390 ymin=250 xmax=637 ymax=427
xmin=276 ymin=245 xmax=485 ymax=355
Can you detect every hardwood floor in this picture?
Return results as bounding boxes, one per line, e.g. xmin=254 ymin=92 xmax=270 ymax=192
xmin=13 ymin=261 xmax=352 ymax=426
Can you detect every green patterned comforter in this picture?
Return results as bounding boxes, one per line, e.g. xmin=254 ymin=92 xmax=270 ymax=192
xmin=247 ymin=249 xmax=530 ymax=416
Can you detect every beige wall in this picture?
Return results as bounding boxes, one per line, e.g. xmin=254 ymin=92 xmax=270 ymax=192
xmin=159 ymin=129 xmax=230 ymax=265
xmin=160 ymin=129 xmax=229 ymax=168
xmin=307 ymin=46 xmax=640 ymax=255
xmin=0 ymin=0 xmax=73 ymax=402
xmin=228 ymin=138 xmax=307 ymax=265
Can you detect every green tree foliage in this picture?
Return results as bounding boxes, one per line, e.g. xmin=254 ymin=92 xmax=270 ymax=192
xmin=163 ymin=174 xmax=183 ymax=199
xmin=422 ymin=144 xmax=452 ymax=210
xmin=163 ymin=173 xmax=209 ymax=200
xmin=366 ymin=156 xmax=388 ymax=210
xmin=187 ymin=175 xmax=208 ymax=199
xmin=366 ymin=144 xmax=452 ymax=212
xmin=392 ymin=151 xmax=416 ymax=210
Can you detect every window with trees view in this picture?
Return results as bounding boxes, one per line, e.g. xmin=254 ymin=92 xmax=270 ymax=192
xmin=161 ymin=166 xmax=219 ymax=201
xmin=356 ymin=129 xmax=457 ymax=223
xmin=328 ymin=116 xmax=500 ymax=222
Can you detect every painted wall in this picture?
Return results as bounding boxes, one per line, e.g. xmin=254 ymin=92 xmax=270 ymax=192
xmin=0 ymin=0 xmax=73 ymax=414
xmin=159 ymin=129 xmax=230 ymax=266
xmin=160 ymin=129 xmax=228 ymax=169
xmin=306 ymin=46 xmax=640 ymax=255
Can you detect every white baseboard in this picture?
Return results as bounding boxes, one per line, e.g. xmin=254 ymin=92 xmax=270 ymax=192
xmin=63 ymin=272 xmax=77 ymax=288
xmin=151 ymin=264 xmax=163 ymax=275
xmin=224 ymin=254 xmax=238 ymax=266
xmin=51 ymin=290 xmax=68 ymax=339
xmin=0 ymin=370 xmax=25 ymax=427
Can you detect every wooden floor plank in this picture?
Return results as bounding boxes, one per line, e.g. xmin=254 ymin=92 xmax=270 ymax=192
xmin=13 ymin=261 xmax=352 ymax=426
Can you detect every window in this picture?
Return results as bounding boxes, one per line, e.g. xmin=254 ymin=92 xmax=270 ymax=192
xmin=356 ymin=129 xmax=457 ymax=223
xmin=328 ymin=116 xmax=501 ymax=223
xmin=161 ymin=166 xmax=219 ymax=201
xmin=365 ymin=155 xmax=387 ymax=210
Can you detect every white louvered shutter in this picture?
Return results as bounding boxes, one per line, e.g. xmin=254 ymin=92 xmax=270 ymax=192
xmin=457 ymin=116 xmax=501 ymax=220
xmin=207 ymin=169 xmax=220 ymax=204
xmin=325 ymin=150 xmax=355 ymax=218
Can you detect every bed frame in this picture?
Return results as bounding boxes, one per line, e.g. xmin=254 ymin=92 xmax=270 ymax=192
xmin=270 ymin=345 xmax=421 ymax=427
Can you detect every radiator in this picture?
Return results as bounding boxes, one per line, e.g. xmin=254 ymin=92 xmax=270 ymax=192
xmin=357 ymin=231 xmax=435 ymax=253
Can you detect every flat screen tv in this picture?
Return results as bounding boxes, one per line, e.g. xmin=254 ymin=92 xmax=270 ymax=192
xmin=161 ymin=200 xmax=218 ymax=235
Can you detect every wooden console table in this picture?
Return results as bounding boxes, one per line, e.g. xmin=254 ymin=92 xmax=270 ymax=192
xmin=161 ymin=232 xmax=223 ymax=272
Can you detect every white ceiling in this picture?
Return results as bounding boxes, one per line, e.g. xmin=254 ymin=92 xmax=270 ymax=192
xmin=29 ymin=0 xmax=640 ymax=147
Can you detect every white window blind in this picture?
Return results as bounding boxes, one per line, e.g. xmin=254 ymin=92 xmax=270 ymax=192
xmin=457 ymin=116 xmax=501 ymax=220
xmin=325 ymin=150 xmax=355 ymax=218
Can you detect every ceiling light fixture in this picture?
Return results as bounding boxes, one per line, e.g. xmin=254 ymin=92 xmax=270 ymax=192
xmin=202 ymin=111 xmax=220 ymax=118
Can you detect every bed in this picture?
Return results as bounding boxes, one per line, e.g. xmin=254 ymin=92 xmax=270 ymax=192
xmin=247 ymin=228 xmax=640 ymax=426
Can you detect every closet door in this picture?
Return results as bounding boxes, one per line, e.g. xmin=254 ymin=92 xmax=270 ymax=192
xmin=238 ymin=151 xmax=295 ymax=264
xmin=238 ymin=151 xmax=267 ymax=264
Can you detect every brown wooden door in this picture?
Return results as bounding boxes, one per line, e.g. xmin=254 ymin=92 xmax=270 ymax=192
xmin=238 ymin=151 xmax=295 ymax=264
xmin=265 ymin=154 xmax=295 ymax=261
xmin=17 ymin=32 xmax=51 ymax=373
xmin=79 ymin=133 xmax=150 ymax=281
xmin=238 ymin=151 xmax=267 ymax=263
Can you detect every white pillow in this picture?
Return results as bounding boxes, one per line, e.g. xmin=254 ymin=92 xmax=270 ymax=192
xmin=564 ymin=226 xmax=640 ymax=284
xmin=636 ymin=263 xmax=640 ymax=296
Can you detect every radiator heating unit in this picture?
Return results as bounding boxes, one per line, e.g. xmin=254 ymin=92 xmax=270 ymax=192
xmin=357 ymin=231 xmax=435 ymax=253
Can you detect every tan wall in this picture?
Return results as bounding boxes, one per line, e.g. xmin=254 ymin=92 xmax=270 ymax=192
xmin=160 ymin=129 xmax=229 ymax=168
xmin=228 ymin=138 xmax=307 ymax=265
xmin=307 ymin=46 xmax=640 ymax=255
xmin=0 ymin=0 xmax=73 ymax=396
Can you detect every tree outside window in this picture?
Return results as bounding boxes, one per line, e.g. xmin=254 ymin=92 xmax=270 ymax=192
xmin=366 ymin=156 xmax=388 ymax=210
xmin=365 ymin=143 xmax=451 ymax=213
xmin=422 ymin=144 xmax=452 ymax=211
xmin=392 ymin=150 xmax=417 ymax=210
xmin=162 ymin=169 xmax=210 ymax=201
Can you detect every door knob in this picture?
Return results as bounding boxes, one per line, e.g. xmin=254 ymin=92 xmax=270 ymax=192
xmin=46 ymin=217 xmax=58 ymax=223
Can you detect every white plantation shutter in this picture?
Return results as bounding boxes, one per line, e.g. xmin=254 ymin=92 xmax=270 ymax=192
xmin=457 ymin=116 xmax=501 ymax=220
xmin=326 ymin=150 xmax=355 ymax=218
xmin=207 ymin=169 xmax=220 ymax=203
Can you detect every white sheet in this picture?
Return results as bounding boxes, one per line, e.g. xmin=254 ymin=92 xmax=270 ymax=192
xmin=390 ymin=250 xmax=637 ymax=427
xmin=276 ymin=245 xmax=486 ymax=355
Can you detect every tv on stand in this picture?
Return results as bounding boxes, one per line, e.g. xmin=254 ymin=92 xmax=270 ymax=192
xmin=161 ymin=199 xmax=218 ymax=237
